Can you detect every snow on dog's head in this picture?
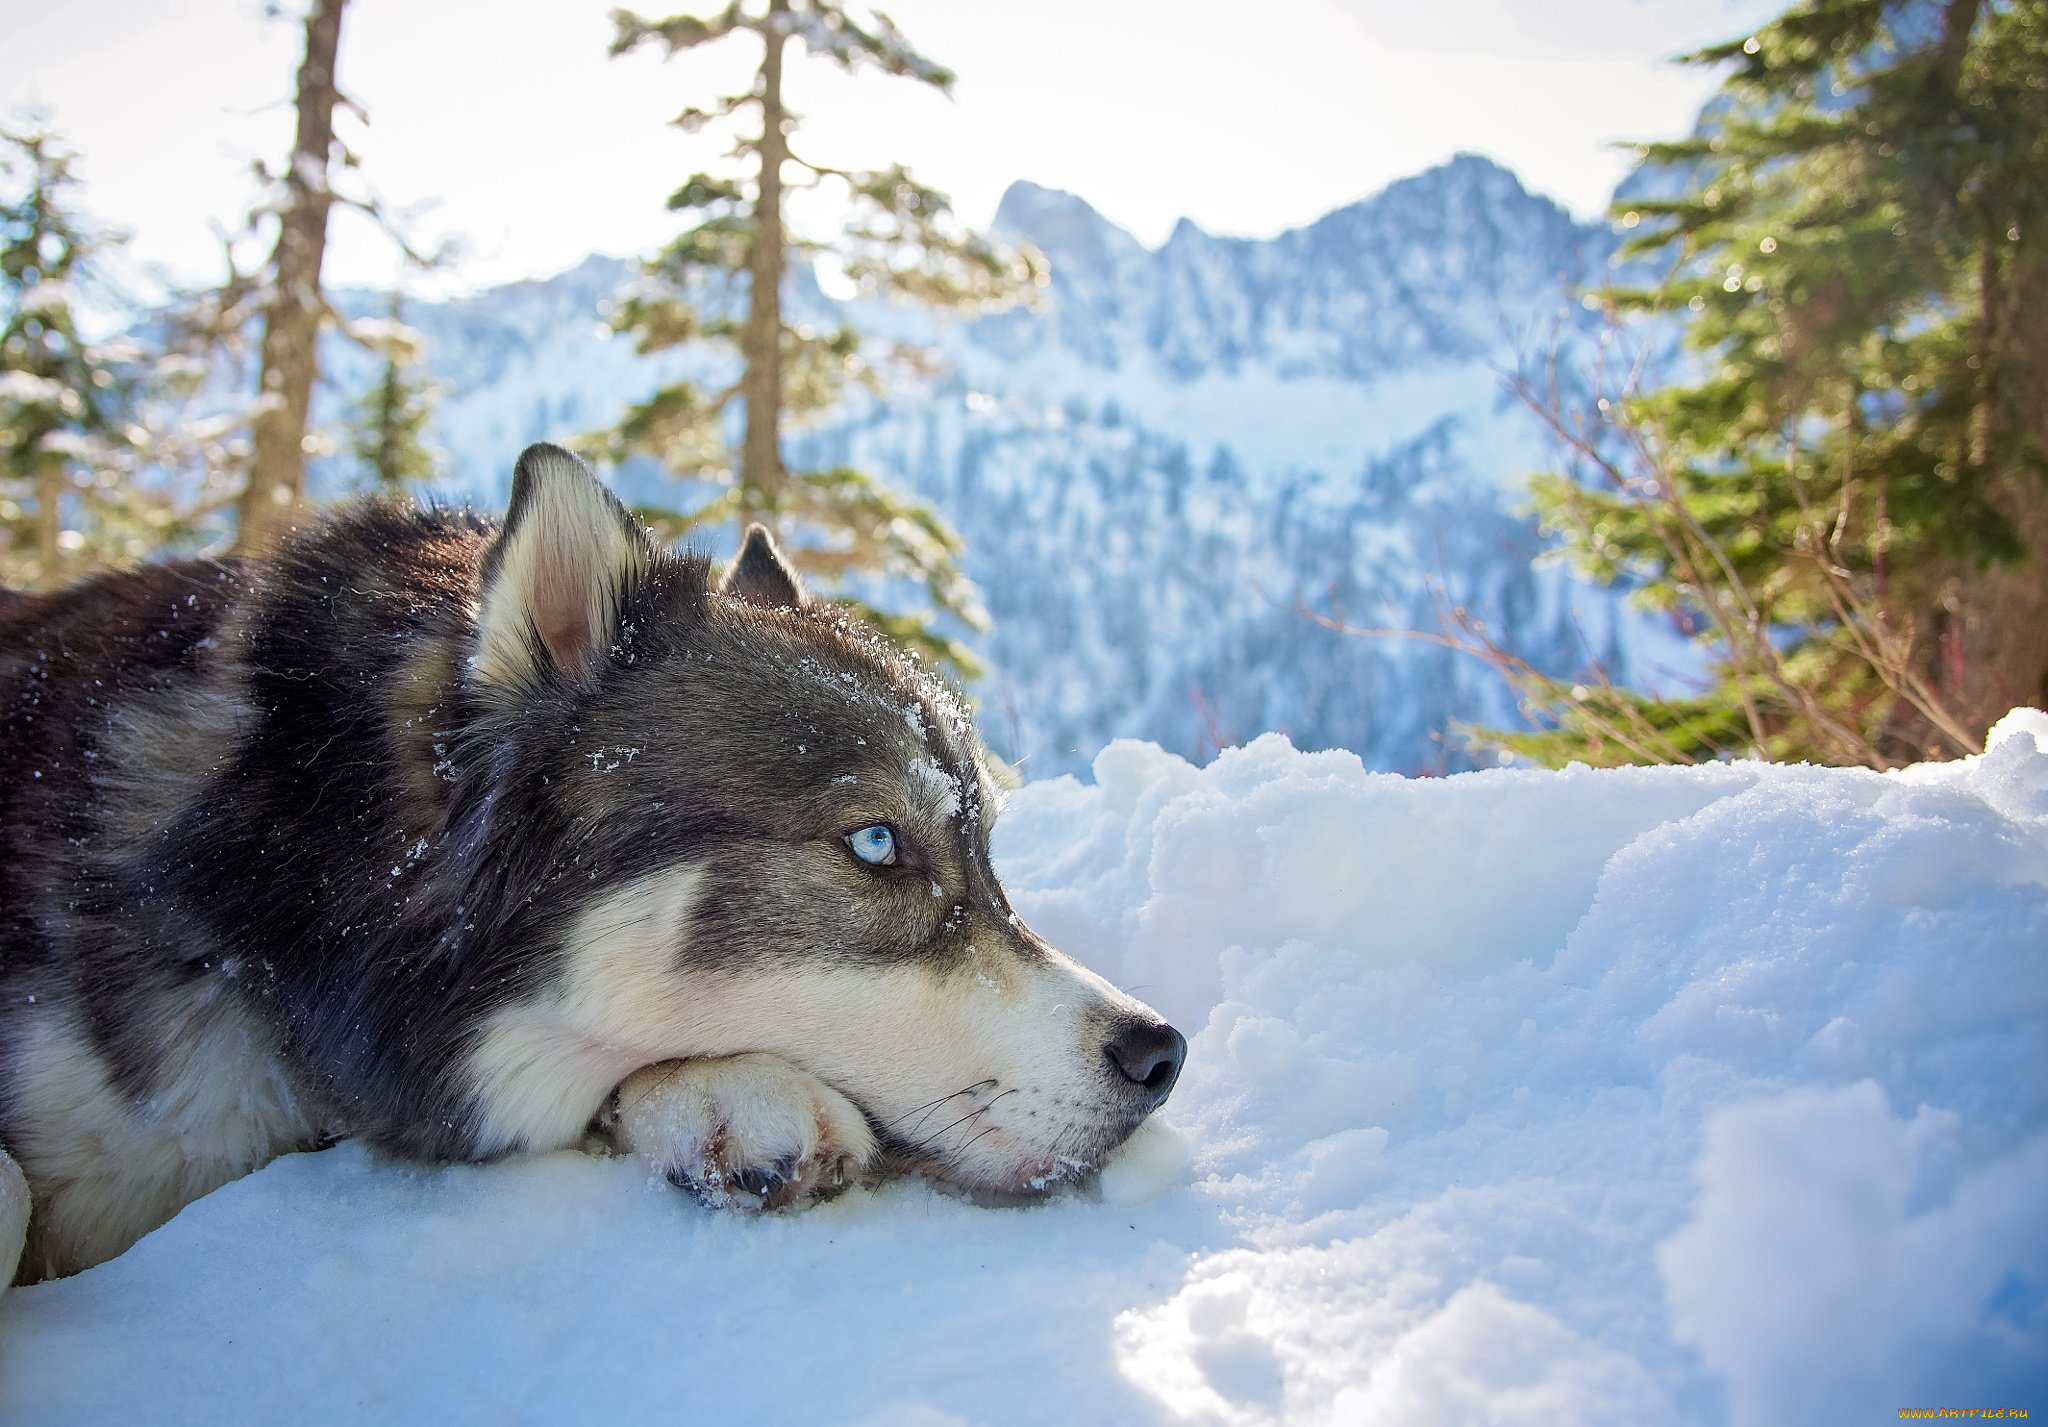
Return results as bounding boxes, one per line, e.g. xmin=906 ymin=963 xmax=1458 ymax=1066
xmin=461 ymin=445 xmax=1183 ymax=1196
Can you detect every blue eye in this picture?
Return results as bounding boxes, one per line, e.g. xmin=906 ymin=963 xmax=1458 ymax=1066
xmin=848 ymin=824 xmax=898 ymax=867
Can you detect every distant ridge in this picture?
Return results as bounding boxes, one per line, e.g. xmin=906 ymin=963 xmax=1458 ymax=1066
xmin=325 ymin=153 xmax=1641 ymax=775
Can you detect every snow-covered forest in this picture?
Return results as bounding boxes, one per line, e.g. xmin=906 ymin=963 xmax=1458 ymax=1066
xmin=312 ymin=153 xmax=1628 ymax=777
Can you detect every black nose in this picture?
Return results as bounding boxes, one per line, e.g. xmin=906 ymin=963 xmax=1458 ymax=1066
xmin=1104 ymin=1018 xmax=1187 ymax=1107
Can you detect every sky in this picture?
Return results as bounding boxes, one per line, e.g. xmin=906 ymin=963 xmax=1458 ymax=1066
xmin=0 ymin=0 xmax=1786 ymax=298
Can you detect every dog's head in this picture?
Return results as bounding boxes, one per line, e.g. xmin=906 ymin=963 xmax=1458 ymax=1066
xmin=459 ymin=444 xmax=1183 ymax=1196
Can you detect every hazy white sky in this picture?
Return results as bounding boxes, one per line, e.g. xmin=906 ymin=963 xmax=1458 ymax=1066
xmin=0 ymin=0 xmax=1782 ymax=296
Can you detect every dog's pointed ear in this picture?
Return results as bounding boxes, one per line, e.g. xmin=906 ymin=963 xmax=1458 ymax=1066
xmin=472 ymin=443 xmax=652 ymax=693
xmin=719 ymin=523 xmax=807 ymax=609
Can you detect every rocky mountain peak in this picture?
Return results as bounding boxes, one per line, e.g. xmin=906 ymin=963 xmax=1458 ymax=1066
xmin=979 ymin=153 xmax=1605 ymax=384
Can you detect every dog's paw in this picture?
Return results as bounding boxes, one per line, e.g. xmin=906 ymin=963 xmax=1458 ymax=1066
xmin=609 ymin=1053 xmax=877 ymax=1211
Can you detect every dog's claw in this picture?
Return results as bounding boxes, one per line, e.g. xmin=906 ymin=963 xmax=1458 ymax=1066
xmin=733 ymin=1161 xmax=790 ymax=1200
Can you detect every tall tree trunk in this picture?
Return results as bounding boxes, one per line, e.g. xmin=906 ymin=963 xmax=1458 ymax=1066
xmin=1933 ymin=0 xmax=1982 ymax=86
xmin=235 ymin=0 xmax=346 ymax=556
xmin=33 ymin=456 xmax=61 ymax=592
xmin=737 ymin=0 xmax=789 ymax=531
xmin=1952 ymin=247 xmax=2048 ymax=727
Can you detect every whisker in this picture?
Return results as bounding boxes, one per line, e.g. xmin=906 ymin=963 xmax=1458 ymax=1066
xmin=911 ymin=1088 xmax=1019 ymax=1157
xmin=896 ymin=1097 xmax=964 ymax=1142
xmin=919 ymin=1104 xmax=993 ymax=1151
xmin=956 ymin=1122 xmax=1000 ymax=1157
xmin=570 ymin=909 xmax=668 ymax=944
xmin=882 ymin=1092 xmax=960 ymax=1133
xmin=878 ymin=1079 xmax=996 ymax=1137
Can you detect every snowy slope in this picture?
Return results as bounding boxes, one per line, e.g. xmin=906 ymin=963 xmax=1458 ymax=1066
xmin=6 ymin=715 xmax=2044 ymax=1426
xmin=327 ymin=155 xmax=1635 ymax=777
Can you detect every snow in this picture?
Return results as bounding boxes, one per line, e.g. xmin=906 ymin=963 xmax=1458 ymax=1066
xmin=32 ymin=429 xmax=105 ymax=461
xmin=4 ymin=726 xmax=2044 ymax=1424
xmin=345 ymin=315 xmax=425 ymax=356
xmin=14 ymin=280 xmax=75 ymax=320
xmin=909 ymin=753 xmax=963 ymax=817
xmin=0 ymin=370 xmax=65 ymax=407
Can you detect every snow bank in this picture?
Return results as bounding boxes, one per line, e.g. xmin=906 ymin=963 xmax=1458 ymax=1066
xmin=4 ymin=725 xmax=2045 ymax=1425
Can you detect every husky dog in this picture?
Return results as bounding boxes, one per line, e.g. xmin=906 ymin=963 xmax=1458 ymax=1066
xmin=0 ymin=444 xmax=1184 ymax=1285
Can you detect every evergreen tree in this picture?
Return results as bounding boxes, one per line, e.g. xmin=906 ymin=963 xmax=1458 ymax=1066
xmin=603 ymin=0 xmax=1042 ymax=671
xmin=345 ymin=293 xmax=442 ymax=493
xmin=1499 ymin=0 xmax=2048 ymax=768
xmin=0 ymin=124 xmax=215 ymax=590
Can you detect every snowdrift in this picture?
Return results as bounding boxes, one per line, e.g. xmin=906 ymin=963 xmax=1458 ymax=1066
xmin=4 ymin=718 xmax=2046 ymax=1426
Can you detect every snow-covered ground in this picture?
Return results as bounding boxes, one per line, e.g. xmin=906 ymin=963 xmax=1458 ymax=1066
xmin=5 ymin=717 xmax=2046 ymax=1425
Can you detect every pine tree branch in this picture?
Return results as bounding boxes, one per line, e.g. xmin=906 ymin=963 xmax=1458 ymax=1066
xmin=609 ymin=4 xmax=748 ymax=59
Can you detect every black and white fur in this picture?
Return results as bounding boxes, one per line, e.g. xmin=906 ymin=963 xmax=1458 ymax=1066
xmin=0 ymin=444 xmax=1184 ymax=1284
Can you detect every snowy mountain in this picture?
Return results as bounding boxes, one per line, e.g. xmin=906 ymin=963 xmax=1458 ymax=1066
xmin=345 ymin=153 xmax=1636 ymax=775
